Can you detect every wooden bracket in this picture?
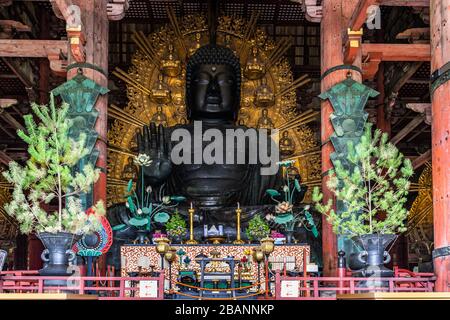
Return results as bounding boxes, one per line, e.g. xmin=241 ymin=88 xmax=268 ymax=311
xmin=406 ymin=103 xmax=431 ymax=125
xmin=344 ymin=28 xmax=363 ymax=64
xmin=362 ymin=52 xmax=383 ymax=80
xmin=48 ymin=54 xmax=67 ymax=77
xmin=107 ymin=0 xmax=130 ymax=21
xmin=0 ymin=99 xmax=17 ymax=109
xmin=51 ymin=0 xmax=86 ymax=62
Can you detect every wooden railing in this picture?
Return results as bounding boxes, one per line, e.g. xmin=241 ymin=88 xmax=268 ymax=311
xmin=0 ymin=271 xmax=165 ymax=300
xmin=274 ymin=270 xmax=436 ymax=300
xmin=0 ymin=268 xmax=436 ymax=300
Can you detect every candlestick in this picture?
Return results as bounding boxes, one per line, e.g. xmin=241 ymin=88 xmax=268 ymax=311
xmin=186 ymin=203 xmax=198 ymax=244
xmin=233 ymin=202 xmax=244 ymax=244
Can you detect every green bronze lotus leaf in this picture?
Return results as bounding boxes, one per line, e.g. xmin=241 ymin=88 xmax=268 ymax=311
xmin=294 ymin=179 xmax=301 ymax=192
xmin=154 ymin=212 xmax=170 ymax=223
xmin=127 ymin=179 xmax=133 ymax=192
xmin=129 ymin=217 xmax=149 ymax=226
xmin=170 ymin=196 xmax=186 ymax=202
xmin=142 ymin=207 xmax=151 ymax=214
xmin=112 ymin=224 xmax=127 ymax=231
xmin=266 ymin=189 xmax=281 ymax=197
xmin=274 ymin=213 xmax=294 ymax=224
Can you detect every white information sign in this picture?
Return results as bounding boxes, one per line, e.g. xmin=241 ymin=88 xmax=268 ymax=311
xmin=139 ymin=280 xmax=158 ymax=298
xmin=280 ymin=280 xmax=300 ymax=298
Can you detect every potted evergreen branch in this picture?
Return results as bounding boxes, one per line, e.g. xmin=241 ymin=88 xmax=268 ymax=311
xmin=312 ymin=124 xmax=413 ymax=278
xmin=2 ymin=94 xmax=104 ymax=277
xmin=246 ymin=215 xmax=270 ymax=243
xmin=166 ymin=210 xmax=187 ymax=243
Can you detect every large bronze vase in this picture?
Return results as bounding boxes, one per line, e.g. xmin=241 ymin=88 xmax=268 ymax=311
xmin=349 ymin=233 xmax=397 ymax=290
xmin=37 ymin=232 xmax=81 ymax=285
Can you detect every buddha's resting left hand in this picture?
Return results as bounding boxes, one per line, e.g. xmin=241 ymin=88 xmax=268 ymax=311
xmin=137 ymin=123 xmax=172 ymax=186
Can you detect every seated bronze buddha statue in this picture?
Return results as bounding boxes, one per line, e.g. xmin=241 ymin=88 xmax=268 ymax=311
xmin=110 ymin=44 xmax=306 ymax=241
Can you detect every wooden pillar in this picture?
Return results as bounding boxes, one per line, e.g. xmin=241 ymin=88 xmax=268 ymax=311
xmin=27 ymin=234 xmax=43 ymax=270
xmin=320 ymin=1 xmax=343 ymax=277
xmin=67 ymin=0 xmax=109 ymax=210
xmin=376 ymin=64 xmax=391 ymax=136
xmin=430 ymin=0 xmax=450 ymax=292
xmin=320 ymin=0 xmax=361 ymax=276
xmin=66 ymin=0 xmax=109 ymax=275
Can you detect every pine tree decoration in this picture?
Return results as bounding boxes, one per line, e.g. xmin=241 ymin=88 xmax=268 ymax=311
xmin=2 ymin=94 xmax=103 ymax=235
xmin=312 ymin=123 xmax=414 ymax=237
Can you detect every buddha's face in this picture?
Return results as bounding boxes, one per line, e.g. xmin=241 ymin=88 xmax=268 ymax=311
xmin=188 ymin=64 xmax=238 ymax=120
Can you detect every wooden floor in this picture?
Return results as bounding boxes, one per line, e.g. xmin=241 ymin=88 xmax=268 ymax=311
xmin=0 ymin=293 xmax=98 ymax=300
xmin=337 ymin=292 xmax=450 ymax=300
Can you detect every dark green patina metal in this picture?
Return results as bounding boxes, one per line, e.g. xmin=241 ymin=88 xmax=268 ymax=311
xmin=321 ymin=64 xmax=363 ymax=81
xmin=51 ymin=69 xmax=109 ymax=209
xmin=431 ymin=68 xmax=450 ymax=95
xmin=319 ymin=74 xmax=379 ymax=259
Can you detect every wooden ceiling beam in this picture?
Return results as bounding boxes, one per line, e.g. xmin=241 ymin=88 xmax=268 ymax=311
xmin=0 ymin=40 xmax=67 ymax=76
xmin=381 ymin=0 xmax=429 ymax=6
xmin=411 ymin=149 xmax=431 ymax=170
xmin=362 ymin=43 xmax=431 ymax=61
xmin=390 ymin=115 xmax=424 ymax=145
xmin=0 ymin=39 xmax=67 ymax=58
xmin=0 ymin=150 xmax=13 ymax=166
xmin=406 ymin=103 xmax=431 ymax=125
xmin=0 ymin=111 xmax=24 ymax=132
xmin=349 ymin=0 xmax=378 ymax=32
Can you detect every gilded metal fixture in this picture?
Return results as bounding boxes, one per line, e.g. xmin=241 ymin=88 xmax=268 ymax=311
xmin=233 ymin=203 xmax=245 ymax=245
xmin=161 ymin=44 xmax=181 ymax=77
xmin=260 ymin=237 xmax=275 ymax=256
xmin=253 ymin=78 xmax=275 ymax=108
xmin=244 ymin=45 xmax=265 ymax=80
xmin=185 ymin=204 xmax=198 ymax=244
xmin=151 ymin=74 xmax=171 ymax=104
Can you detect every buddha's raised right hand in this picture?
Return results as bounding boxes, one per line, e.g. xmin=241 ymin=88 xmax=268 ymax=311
xmin=136 ymin=123 xmax=172 ymax=186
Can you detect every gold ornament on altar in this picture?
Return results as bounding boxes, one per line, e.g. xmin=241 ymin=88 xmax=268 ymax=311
xmin=260 ymin=237 xmax=275 ymax=256
xmin=155 ymin=237 xmax=171 ymax=255
xmin=252 ymin=247 xmax=265 ymax=263
xmin=164 ymin=247 xmax=177 ymax=263
xmin=107 ymin=12 xmax=321 ymax=207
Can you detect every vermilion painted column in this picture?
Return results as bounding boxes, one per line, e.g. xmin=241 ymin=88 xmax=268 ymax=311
xmin=67 ymin=0 xmax=109 ymax=274
xmin=320 ymin=1 xmax=343 ymax=277
xmin=320 ymin=0 xmax=361 ymax=277
xmin=67 ymin=0 xmax=109 ymax=207
xmin=430 ymin=0 xmax=450 ymax=292
xmin=376 ymin=64 xmax=391 ymax=136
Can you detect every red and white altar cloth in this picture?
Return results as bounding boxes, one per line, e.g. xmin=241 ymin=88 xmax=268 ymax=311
xmin=120 ymin=243 xmax=311 ymax=283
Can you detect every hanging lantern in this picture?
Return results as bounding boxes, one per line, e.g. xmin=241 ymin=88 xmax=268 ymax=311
xmin=151 ymin=74 xmax=172 ymax=104
xmin=161 ymin=43 xmax=181 ymax=77
xmin=253 ymin=77 xmax=275 ymax=108
xmin=244 ymin=46 xmax=265 ymax=80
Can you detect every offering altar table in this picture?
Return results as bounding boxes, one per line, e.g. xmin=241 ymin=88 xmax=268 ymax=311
xmin=121 ymin=244 xmax=311 ymax=284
